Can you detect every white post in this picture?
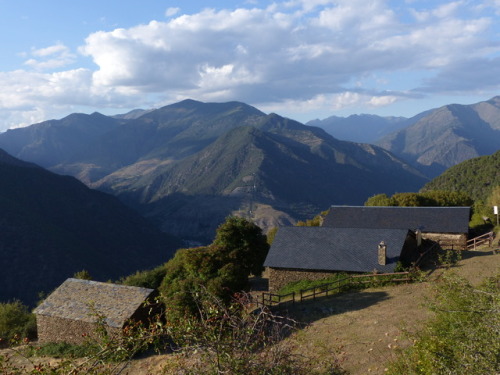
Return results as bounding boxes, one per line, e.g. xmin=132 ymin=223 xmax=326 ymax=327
xmin=494 ymin=206 xmax=499 ymax=226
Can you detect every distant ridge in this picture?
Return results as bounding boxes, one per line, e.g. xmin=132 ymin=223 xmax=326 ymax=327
xmin=376 ymin=96 xmax=500 ymax=177
xmin=0 ymin=100 xmax=427 ymax=242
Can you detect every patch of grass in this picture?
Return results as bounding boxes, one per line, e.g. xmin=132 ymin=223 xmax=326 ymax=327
xmin=278 ymin=273 xmax=350 ymax=296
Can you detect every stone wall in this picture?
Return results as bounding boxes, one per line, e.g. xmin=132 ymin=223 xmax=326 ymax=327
xmin=267 ymin=267 xmax=337 ymax=292
xmin=36 ymin=315 xmax=121 ymax=345
xmin=423 ymin=233 xmax=467 ymax=249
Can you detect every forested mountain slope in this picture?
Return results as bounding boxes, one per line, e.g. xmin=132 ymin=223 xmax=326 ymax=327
xmin=0 ymin=149 xmax=182 ymax=305
xmin=421 ymin=149 xmax=500 ymax=201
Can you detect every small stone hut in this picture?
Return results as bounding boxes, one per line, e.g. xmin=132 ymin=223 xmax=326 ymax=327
xmin=264 ymin=227 xmax=419 ymax=292
xmin=323 ymin=206 xmax=470 ymax=248
xmin=34 ymin=278 xmax=157 ymax=344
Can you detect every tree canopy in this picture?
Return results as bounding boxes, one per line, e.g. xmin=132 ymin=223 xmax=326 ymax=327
xmin=156 ymin=216 xmax=269 ymax=317
xmin=365 ymin=191 xmax=473 ymax=207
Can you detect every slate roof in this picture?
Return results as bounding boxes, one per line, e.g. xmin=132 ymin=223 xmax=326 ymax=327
xmin=322 ymin=206 xmax=470 ymax=233
xmin=264 ymin=227 xmax=412 ymax=273
xmin=34 ymin=278 xmax=154 ymax=328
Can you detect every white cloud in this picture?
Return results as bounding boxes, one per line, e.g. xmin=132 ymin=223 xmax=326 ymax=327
xmin=368 ymin=95 xmax=398 ymax=107
xmin=165 ymin=7 xmax=180 ymax=17
xmin=23 ymin=43 xmax=76 ymax=71
xmin=1 ymin=0 xmax=499 ymax=130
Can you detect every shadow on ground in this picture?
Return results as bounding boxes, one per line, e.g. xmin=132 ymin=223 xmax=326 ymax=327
xmin=275 ymin=290 xmax=391 ymax=324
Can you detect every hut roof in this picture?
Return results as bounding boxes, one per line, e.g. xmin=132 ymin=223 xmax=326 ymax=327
xmin=264 ymin=227 xmax=413 ymax=273
xmin=34 ymin=278 xmax=154 ymax=328
xmin=322 ymin=206 xmax=470 ymax=233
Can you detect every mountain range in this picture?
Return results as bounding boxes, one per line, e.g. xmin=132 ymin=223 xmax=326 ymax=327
xmin=0 ymin=149 xmax=182 ymax=305
xmin=0 ymin=100 xmax=427 ymax=243
xmin=311 ymin=97 xmax=500 ymax=177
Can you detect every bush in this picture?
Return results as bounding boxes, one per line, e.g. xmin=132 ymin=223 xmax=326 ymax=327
xmin=0 ymin=301 xmax=36 ymax=345
xmin=387 ymin=272 xmax=500 ymax=374
xmin=120 ymin=263 xmax=168 ymax=289
xmin=164 ymin=288 xmax=346 ymax=375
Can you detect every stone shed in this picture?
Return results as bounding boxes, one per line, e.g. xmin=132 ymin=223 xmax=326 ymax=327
xmin=323 ymin=206 xmax=470 ymax=249
xmin=34 ymin=278 xmax=157 ymax=344
xmin=264 ymin=227 xmax=419 ymax=292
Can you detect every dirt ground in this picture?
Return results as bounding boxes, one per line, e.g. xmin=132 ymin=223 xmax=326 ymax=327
xmin=286 ymin=246 xmax=500 ymax=375
xmin=2 ymin=243 xmax=499 ymax=374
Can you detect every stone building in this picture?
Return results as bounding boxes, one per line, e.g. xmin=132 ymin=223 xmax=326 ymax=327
xmin=264 ymin=227 xmax=419 ymax=292
xmin=34 ymin=278 xmax=157 ymax=344
xmin=323 ymin=206 xmax=470 ymax=249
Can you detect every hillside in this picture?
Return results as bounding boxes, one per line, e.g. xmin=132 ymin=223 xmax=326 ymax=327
xmin=376 ymin=96 xmax=500 ymax=177
xmin=5 ymin=240 xmax=496 ymax=374
xmin=0 ymin=100 xmax=427 ymax=243
xmin=0 ymin=149 xmax=182 ymax=306
xmin=420 ymin=149 xmax=500 ymax=201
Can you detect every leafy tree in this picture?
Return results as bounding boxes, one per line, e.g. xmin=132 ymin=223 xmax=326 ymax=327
xmin=487 ymin=185 xmax=500 ymax=207
xmin=120 ymin=263 xmax=168 ymax=289
xmin=365 ymin=193 xmax=395 ymax=206
xmin=420 ymin=190 xmax=473 ymax=207
xmin=212 ymin=216 xmax=269 ymax=277
xmin=364 ymin=190 xmax=473 ymax=208
xmin=390 ymin=192 xmax=426 ymax=207
xmin=159 ymin=217 xmax=269 ymax=317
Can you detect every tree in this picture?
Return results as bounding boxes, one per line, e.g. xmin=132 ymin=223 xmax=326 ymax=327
xmin=487 ymin=185 xmax=500 ymax=210
xmin=365 ymin=193 xmax=395 ymax=206
xmin=120 ymin=263 xmax=168 ymax=289
xmin=364 ymin=190 xmax=473 ymax=208
xmin=212 ymin=216 xmax=269 ymax=277
xmin=160 ymin=217 xmax=269 ymax=317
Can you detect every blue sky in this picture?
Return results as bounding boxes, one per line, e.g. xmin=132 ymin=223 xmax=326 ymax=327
xmin=1 ymin=0 xmax=500 ymax=131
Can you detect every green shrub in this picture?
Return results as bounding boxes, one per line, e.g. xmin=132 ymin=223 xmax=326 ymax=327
xmin=387 ymin=272 xmax=500 ymax=374
xmin=0 ymin=301 xmax=36 ymax=344
xmin=120 ymin=263 xmax=168 ymax=289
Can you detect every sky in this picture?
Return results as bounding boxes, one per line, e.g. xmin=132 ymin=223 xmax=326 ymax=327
xmin=1 ymin=0 xmax=500 ymax=132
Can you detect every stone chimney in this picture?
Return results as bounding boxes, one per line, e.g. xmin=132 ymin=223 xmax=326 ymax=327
xmin=378 ymin=241 xmax=387 ymax=266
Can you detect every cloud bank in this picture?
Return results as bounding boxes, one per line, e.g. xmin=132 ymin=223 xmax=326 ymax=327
xmin=1 ymin=0 xmax=500 ymax=130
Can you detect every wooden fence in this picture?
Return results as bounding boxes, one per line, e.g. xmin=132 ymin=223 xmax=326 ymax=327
xmin=466 ymin=231 xmax=494 ymax=250
xmin=260 ymin=271 xmax=411 ymax=308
